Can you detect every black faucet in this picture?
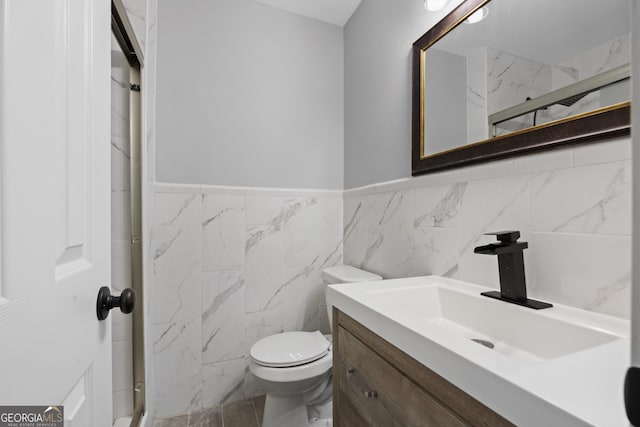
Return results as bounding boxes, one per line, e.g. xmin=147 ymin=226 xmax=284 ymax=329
xmin=474 ymin=231 xmax=552 ymax=310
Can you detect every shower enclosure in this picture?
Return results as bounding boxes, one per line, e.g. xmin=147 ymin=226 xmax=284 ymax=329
xmin=111 ymin=1 xmax=145 ymax=425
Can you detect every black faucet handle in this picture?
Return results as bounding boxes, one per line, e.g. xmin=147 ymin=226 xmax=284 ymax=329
xmin=485 ymin=230 xmax=521 ymax=243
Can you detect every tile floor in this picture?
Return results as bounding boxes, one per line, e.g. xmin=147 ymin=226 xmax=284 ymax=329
xmin=153 ymin=395 xmax=265 ymax=427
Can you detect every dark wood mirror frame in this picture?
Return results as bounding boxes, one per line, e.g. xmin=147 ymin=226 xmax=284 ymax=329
xmin=411 ymin=0 xmax=631 ymax=176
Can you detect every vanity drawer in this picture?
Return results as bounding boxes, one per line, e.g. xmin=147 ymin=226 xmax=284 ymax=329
xmin=337 ymin=325 xmax=467 ymax=427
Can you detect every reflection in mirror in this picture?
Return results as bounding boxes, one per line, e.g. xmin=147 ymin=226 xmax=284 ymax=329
xmin=490 ymin=64 xmax=630 ymax=137
xmin=421 ymin=0 xmax=630 ymax=157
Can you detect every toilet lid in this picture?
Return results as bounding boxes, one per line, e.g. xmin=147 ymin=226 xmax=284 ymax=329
xmin=250 ymin=331 xmax=330 ymax=368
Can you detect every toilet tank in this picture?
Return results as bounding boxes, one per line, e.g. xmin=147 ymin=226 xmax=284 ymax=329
xmin=322 ymin=265 xmax=382 ymax=285
xmin=323 ymin=265 xmax=382 ymax=332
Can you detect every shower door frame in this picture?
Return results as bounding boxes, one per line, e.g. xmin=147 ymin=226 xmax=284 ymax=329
xmin=111 ymin=1 xmax=146 ymax=426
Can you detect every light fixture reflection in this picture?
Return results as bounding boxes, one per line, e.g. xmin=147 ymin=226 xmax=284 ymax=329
xmin=424 ymin=0 xmax=450 ymax=11
xmin=464 ymin=6 xmax=489 ymax=24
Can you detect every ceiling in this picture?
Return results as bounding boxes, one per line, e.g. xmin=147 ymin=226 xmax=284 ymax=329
xmin=250 ymin=0 xmax=362 ymax=27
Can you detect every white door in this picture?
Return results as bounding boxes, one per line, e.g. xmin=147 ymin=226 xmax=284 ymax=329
xmin=0 ymin=1 xmax=112 ymax=426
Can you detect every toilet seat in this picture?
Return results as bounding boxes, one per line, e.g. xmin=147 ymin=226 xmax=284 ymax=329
xmin=250 ymin=331 xmax=330 ymax=368
xmin=249 ymin=348 xmax=332 ymax=383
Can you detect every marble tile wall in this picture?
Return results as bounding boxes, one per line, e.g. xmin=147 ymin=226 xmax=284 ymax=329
xmin=123 ymin=0 xmax=147 ymax=51
xmin=148 ymin=139 xmax=631 ymax=420
xmin=344 ymin=137 xmax=632 ymax=321
xmin=485 ymin=47 xmax=552 ymax=136
xmin=549 ymin=33 xmax=631 ymax=122
xmin=486 ymin=47 xmax=552 ymax=116
xmin=149 ymin=184 xmax=343 ymax=418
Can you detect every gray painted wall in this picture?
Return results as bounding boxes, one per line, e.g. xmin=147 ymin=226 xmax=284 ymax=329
xmin=156 ymin=0 xmax=344 ymax=189
xmin=424 ymin=49 xmax=467 ymax=156
xmin=344 ymin=0 xmax=464 ymax=189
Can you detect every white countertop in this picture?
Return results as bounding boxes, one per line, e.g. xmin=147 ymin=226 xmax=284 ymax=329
xmin=326 ymin=276 xmax=630 ymax=427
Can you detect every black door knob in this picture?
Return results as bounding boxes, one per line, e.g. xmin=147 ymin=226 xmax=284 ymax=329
xmin=96 ymin=286 xmax=136 ymax=321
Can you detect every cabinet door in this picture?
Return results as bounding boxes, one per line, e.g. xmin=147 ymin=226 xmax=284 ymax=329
xmin=337 ymin=325 xmax=468 ymax=427
xmin=337 ymin=393 xmax=370 ymax=427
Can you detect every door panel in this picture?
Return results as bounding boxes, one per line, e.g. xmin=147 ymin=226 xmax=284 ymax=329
xmin=0 ymin=0 xmax=112 ymax=425
xmin=63 ymin=369 xmax=93 ymax=427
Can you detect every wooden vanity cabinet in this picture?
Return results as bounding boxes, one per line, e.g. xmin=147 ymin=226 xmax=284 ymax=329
xmin=333 ymin=308 xmax=514 ymax=427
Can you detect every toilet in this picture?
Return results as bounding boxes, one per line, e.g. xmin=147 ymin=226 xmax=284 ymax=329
xmin=249 ymin=265 xmax=382 ymax=427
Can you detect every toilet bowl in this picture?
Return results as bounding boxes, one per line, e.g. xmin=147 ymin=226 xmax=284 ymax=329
xmin=249 ymin=265 xmax=382 ymax=427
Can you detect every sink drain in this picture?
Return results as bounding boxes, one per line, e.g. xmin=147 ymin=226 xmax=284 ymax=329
xmin=471 ymin=338 xmax=494 ymax=349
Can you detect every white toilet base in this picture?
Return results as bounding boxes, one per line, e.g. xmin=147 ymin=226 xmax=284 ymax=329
xmin=309 ymin=399 xmax=332 ymax=421
xmin=262 ymin=394 xmax=309 ymax=427
xmin=308 ymin=400 xmax=333 ymax=427
xmin=309 ymin=418 xmax=332 ymax=427
xmin=261 ymin=395 xmax=333 ymax=427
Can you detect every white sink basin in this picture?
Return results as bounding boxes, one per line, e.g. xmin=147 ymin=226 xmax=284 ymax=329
xmin=363 ymin=283 xmax=621 ymax=365
xmin=326 ymin=275 xmax=630 ymax=427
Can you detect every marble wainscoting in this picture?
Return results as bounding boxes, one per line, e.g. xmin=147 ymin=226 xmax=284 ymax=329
xmin=344 ymin=137 xmax=632 ymax=321
xmin=149 ymin=184 xmax=343 ymax=418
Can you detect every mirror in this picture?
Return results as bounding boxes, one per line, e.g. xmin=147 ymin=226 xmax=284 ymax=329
xmin=412 ymin=0 xmax=631 ymax=175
